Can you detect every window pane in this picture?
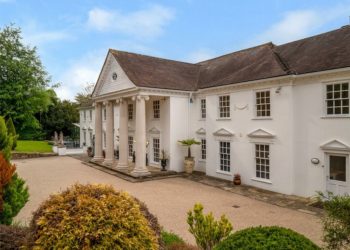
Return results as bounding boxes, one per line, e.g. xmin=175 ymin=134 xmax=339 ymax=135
xmin=329 ymin=155 xmax=346 ymax=182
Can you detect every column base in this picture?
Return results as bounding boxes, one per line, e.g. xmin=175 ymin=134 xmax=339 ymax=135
xmin=131 ymin=168 xmax=151 ymax=177
xmin=115 ymin=163 xmax=129 ymax=171
xmin=103 ymin=158 xmax=115 ymax=166
xmin=92 ymin=156 xmax=104 ymax=162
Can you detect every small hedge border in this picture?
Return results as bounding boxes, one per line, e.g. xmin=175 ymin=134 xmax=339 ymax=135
xmin=214 ymin=226 xmax=320 ymax=250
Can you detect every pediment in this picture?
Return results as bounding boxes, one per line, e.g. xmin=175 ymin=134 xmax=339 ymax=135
xmin=82 ymin=125 xmax=87 ymax=130
xmin=320 ymin=139 xmax=350 ymax=152
xmin=148 ymin=127 xmax=160 ymax=134
xmin=196 ymin=128 xmax=206 ymax=135
xmin=247 ymin=129 xmax=275 ymax=139
xmin=88 ymin=125 xmax=93 ymax=130
xmin=213 ymin=128 xmax=234 ymax=137
xmin=92 ymin=52 xmax=136 ymax=97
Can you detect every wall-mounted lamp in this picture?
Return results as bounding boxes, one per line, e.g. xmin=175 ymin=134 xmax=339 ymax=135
xmin=275 ymin=86 xmax=282 ymax=94
xmin=311 ymin=158 xmax=320 ymax=165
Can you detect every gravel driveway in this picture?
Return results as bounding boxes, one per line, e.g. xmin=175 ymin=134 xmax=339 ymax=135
xmin=14 ymin=156 xmax=323 ymax=245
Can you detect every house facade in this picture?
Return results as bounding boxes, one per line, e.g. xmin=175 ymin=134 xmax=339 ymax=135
xmin=86 ymin=26 xmax=350 ymax=197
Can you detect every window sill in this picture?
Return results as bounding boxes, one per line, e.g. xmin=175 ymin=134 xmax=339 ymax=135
xmin=251 ymin=177 xmax=272 ymax=184
xmin=152 ymin=118 xmax=160 ymax=121
xmin=198 ymin=118 xmax=206 ymax=121
xmin=216 ymin=118 xmax=231 ymax=121
xmin=198 ymin=159 xmax=206 ymax=163
xmin=320 ymin=115 xmax=350 ymax=119
xmin=216 ymin=170 xmax=232 ymax=176
xmin=251 ymin=117 xmax=273 ymax=120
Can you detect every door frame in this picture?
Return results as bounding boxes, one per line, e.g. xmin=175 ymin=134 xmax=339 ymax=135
xmin=325 ymin=152 xmax=349 ymax=195
xmin=150 ymin=135 xmax=160 ymax=166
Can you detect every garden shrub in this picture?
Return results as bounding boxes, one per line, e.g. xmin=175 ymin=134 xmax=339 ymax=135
xmin=5 ymin=118 xmax=17 ymax=150
xmin=214 ymin=226 xmax=320 ymax=250
xmin=187 ymin=203 xmax=233 ymax=250
xmin=0 ymin=116 xmax=12 ymax=161
xmin=319 ymin=192 xmax=350 ymax=249
xmin=167 ymin=242 xmax=200 ymax=250
xmin=0 ymin=224 xmax=28 ymax=249
xmin=0 ymin=173 xmax=29 ymax=225
xmin=25 ymin=183 xmax=160 ymax=249
xmin=161 ymin=230 xmax=184 ymax=247
xmin=0 ymin=153 xmax=16 ymax=213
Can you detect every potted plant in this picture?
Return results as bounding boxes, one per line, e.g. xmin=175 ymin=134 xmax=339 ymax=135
xmin=178 ymin=138 xmax=201 ymax=174
xmin=87 ymin=147 xmax=93 ymax=157
xmin=233 ymin=173 xmax=241 ymax=185
xmin=160 ymin=150 xmax=168 ymax=171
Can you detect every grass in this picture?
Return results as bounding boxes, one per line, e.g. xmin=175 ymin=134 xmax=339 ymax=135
xmin=15 ymin=140 xmax=52 ymax=153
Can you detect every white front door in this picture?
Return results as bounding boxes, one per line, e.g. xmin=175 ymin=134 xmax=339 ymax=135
xmin=152 ymin=137 xmax=160 ymax=165
xmin=326 ymin=154 xmax=349 ymax=195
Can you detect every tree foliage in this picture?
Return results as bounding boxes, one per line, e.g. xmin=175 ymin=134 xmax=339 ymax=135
xmin=75 ymin=82 xmax=94 ymax=106
xmin=39 ymin=96 xmax=79 ymax=140
xmin=187 ymin=203 xmax=232 ymax=250
xmin=0 ymin=25 xmax=52 ymax=136
xmin=5 ymin=117 xmax=17 ymax=150
xmin=0 ymin=116 xmax=12 ymax=161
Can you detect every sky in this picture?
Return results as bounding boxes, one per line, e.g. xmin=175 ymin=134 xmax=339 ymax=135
xmin=1 ymin=0 xmax=350 ymax=100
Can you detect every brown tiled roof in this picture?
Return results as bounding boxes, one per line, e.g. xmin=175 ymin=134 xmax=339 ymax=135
xmin=274 ymin=25 xmax=350 ymax=75
xmin=197 ymin=43 xmax=289 ymax=89
xmin=110 ymin=50 xmax=199 ymax=91
xmin=109 ymin=26 xmax=350 ymax=92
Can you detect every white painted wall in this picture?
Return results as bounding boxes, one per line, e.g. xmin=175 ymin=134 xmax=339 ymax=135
xmin=79 ymin=108 xmax=95 ymax=147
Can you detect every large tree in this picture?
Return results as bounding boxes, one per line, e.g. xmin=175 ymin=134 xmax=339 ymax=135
xmin=0 ymin=25 xmax=52 ymax=137
xmin=75 ymin=82 xmax=94 ymax=106
xmin=39 ymin=96 xmax=79 ymax=140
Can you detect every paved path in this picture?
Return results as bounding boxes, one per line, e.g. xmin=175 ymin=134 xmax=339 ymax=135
xmin=14 ymin=156 xmax=323 ymax=245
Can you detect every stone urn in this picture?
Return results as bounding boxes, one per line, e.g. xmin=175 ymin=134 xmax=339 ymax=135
xmin=184 ymin=157 xmax=195 ymax=174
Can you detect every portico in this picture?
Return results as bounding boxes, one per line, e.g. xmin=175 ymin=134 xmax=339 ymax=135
xmin=92 ymin=95 xmax=151 ymax=176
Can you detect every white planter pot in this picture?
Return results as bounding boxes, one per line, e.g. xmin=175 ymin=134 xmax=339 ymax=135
xmin=58 ymin=147 xmax=67 ymax=156
xmin=184 ymin=158 xmax=195 ymax=174
xmin=52 ymin=145 xmax=58 ymax=153
xmin=82 ymin=146 xmax=88 ymax=153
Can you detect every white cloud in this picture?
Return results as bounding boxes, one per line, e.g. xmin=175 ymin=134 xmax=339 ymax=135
xmin=87 ymin=5 xmax=175 ymax=39
xmin=257 ymin=3 xmax=350 ymax=44
xmin=24 ymin=30 xmax=72 ymax=46
xmin=56 ymin=51 xmax=105 ymax=101
xmin=185 ymin=49 xmax=216 ymax=63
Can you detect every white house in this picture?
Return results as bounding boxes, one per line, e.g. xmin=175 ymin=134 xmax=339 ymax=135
xmin=84 ymin=26 xmax=350 ymax=197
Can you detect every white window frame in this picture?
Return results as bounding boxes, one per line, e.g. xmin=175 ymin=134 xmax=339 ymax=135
xmin=201 ymin=138 xmax=206 ymax=160
xmin=89 ymin=131 xmax=93 ymax=146
xmin=200 ymin=99 xmax=206 ymax=120
xmin=254 ymin=89 xmax=271 ymax=118
xmin=83 ymin=110 xmax=86 ymax=121
xmin=103 ymin=108 xmax=106 ymax=121
xmin=89 ymin=110 xmax=92 ymax=121
xmin=128 ymin=136 xmax=134 ymax=158
xmin=128 ymin=103 xmax=133 ymax=120
xmin=324 ymin=82 xmax=350 ymax=117
xmin=83 ymin=130 xmax=86 ymax=144
xmin=255 ymin=144 xmax=270 ymax=180
xmin=218 ymin=95 xmax=231 ymax=119
xmin=219 ymin=141 xmax=231 ymax=173
xmin=153 ymin=100 xmax=160 ymax=119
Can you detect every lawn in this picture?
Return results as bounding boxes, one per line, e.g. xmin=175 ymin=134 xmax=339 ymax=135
xmin=15 ymin=140 xmax=52 ymax=153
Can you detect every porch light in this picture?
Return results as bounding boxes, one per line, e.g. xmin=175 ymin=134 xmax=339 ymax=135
xmin=311 ymin=158 xmax=320 ymax=164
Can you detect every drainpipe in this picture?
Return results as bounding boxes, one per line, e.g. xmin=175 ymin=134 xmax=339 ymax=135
xmin=188 ymin=92 xmax=194 ymax=138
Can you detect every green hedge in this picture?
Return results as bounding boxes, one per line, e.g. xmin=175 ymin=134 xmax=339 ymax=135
xmin=214 ymin=226 xmax=320 ymax=250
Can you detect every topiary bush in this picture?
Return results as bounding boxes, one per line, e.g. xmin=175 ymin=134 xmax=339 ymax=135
xmin=214 ymin=226 xmax=320 ymax=250
xmin=25 ymin=183 xmax=160 ymax=249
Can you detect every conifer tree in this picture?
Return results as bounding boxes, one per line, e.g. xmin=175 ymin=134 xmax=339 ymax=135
xmin=6 ymin=117 xmax=17 ymax=150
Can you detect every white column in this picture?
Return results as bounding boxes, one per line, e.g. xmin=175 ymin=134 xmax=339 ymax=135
xmin=103 ymin=100 xmax=115 ymax=165
xmin=116 ymin=98 xmax=129 ymax=170
xmin=131 ymin=95 xmax=150 ymax=176
xmin=92 ymin=102 xmax=103 ymax=162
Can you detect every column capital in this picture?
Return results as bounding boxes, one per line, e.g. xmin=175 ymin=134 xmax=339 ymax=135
xmin=93 ymin=101 xmax=103 ymax=107
xmin=103 ymin=99 xmax=115 ymax=106
xmin=116 ymin=97 xmax=127 ymax=104
xmin=132 ymin=95 xmax=150 ymax=102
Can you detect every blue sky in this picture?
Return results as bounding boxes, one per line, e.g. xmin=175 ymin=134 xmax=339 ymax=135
xmin=1 ymin=0 xmax=350 ymax=100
